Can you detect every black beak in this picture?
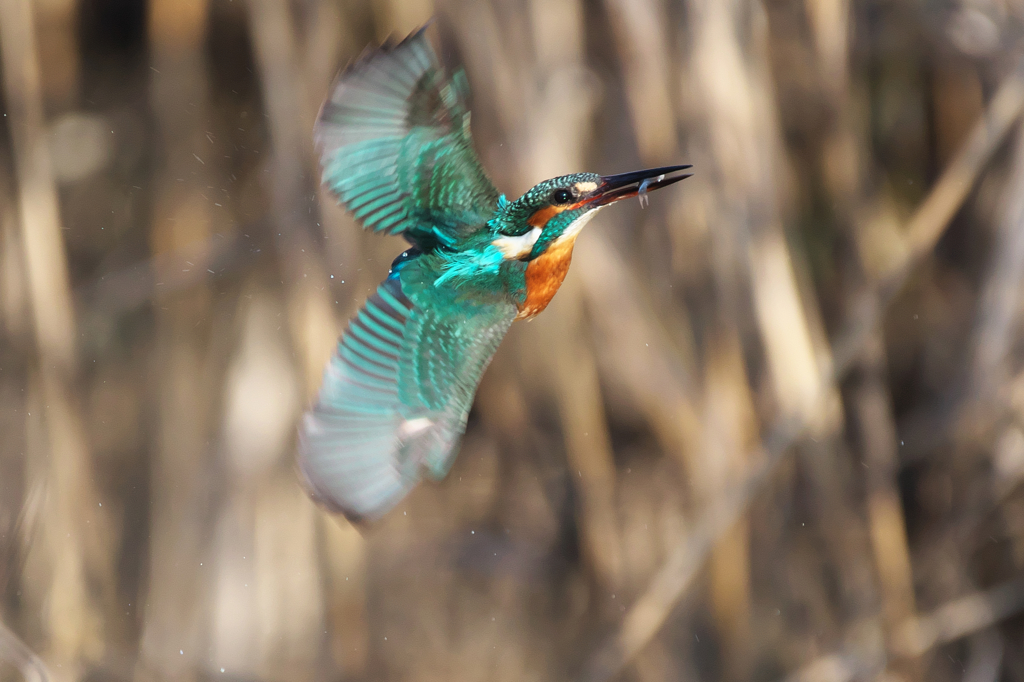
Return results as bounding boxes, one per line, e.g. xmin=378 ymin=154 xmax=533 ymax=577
xmin=589 ymin=164 xmax=692 ymax=206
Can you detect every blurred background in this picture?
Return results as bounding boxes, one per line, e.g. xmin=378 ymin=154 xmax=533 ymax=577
xmin=2 ymin=0 xmax=1024 ymax=680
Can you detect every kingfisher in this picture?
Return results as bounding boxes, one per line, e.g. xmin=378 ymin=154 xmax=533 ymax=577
xmin=298 ymin=27 xmax=690 ymax=522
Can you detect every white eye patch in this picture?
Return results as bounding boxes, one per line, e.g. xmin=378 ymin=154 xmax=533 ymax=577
xmin=492 ymin=226 xmax=542 ymax=259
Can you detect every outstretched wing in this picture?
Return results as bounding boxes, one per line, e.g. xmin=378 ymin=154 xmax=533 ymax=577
xmin=298 ymin=275 xmax=515 ymax=521
xmin=315 ymin=27 xmax=499 ymax=246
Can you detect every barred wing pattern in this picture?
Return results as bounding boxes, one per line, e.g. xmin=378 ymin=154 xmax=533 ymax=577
xmin=298 ymin=276 xmax=515 ymax=521
xmin=315 ymin=28 xmax=498 ymax=245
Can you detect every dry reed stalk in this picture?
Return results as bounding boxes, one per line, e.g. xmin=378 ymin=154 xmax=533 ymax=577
xmin=831 ymin=57 xmax=1024 ymax=372
xmin=0 ymin=147 xmax=29 ymax=614
xmin=209 ymin=287 xmax=318 ymax=680
xmin=969 ymin=121 xmax=1024 ymax=397
xmin=805 ymin=0 xmax=861 ymax=205
xmin=893 ymin=580 xmax=1024 ymax=659
xmin=446 ymin=0 xmax=526 ymax=172
xmin=0 ymin=0 xmax=114 ymax=676
xmin=135 ymin=1 xmax=219 ymax=679
xmin=702 ymin=333 xmax=757 ymax=682
xmin=550 ymin=291 xmax=623 ymax=590
xmin=302 ymin=0 xmax=352 ymax=93
xmin=789 ymin=579 xmax=1024 ymax=681
xmin=962 ymin=630 xmax=1004 ymax=682
xmin=372 ymin=0 xmax=434 ymax=39
xmin=8 ymin=3 xmax=1020 ymax=680
xmin=694 ymin=0 xmax=823 ymax=676
xmin=885 ymin=59 xmax=1024 ymax=292
xmin=246 ymin=0 xmax=336 ymax=394
xmin=320 ymin=514 xmax=369 ymax=677
xmin=805 ymin=4 xmax=935 ymax=672
xmin=803 ymin=1 xmax=908 ymax=669
xmin=573 ymin=231 xmax=701 ymax=676
xmin=0 ymin=171 xmax=28 ymax=341
xmin=682 ymin=3 xmax=765 ymax=675
xmin=0 ymin=617 xmax=51 ymax=682
xmin=573 ymin=235 xmax=703 ymax=485
xmin=583 ymin=31 xmax=1024 ymax=682
xmin=931 ymin=59 xmax=985 ymax=170
xmin=805 ymin=0 xmax=849 ymax=92
xmin=245 ymin=1 xmax=371 ymax=676
xmin=509 ymin=0 xmax=625 ymax=593
xmin=31 ymin=0 xmax=78 ymax=107
xmin=301 ymin=1 xmax=366 ymax=318
xmin=602 ymin=0 xmax=678 ymax=164
xmin=835 ymin=60 xmax=1024 ymax=470
xmin=850 ymin=331 xmax=919 ymax=677
xmin=74 ymin=232 xmax=264 ymax=318
xmin=0 ymin=0 xmax=74 ymax=415
xmin=245 ymin=1 xmax=397 ymax=675
xmin=300 ymin=6 xmax=372 ymax=673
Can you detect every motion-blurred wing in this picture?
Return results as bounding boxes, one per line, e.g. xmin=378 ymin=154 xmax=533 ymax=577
xmin=298 ymin=275 xmax=515 ymax=521
xmin=315 ymin=28 xmax=498 ymax=245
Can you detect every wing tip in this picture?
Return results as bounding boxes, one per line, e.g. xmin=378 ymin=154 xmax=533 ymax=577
xmin=294 ymin=444 xmax=369 ymax=525
xmin=313 ymin=22 xmax=436 ymax=144
xmin=352 ymin=22 xmax=433 ymax=76
xmin=295 ymin=406 xmax=413 ymax=525
xmin=312 ymin=23 xmax=442 ymax=222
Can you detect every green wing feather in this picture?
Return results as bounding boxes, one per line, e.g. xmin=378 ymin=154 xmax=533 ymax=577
xmin=298 ymin=272 xmax=516 ymax=521
xmin=315 ymin=28 xmax=498 ymax=245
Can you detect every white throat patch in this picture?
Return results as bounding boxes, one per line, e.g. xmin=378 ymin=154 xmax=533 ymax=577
xmin=555 ymin=207 xmax=601 ymax=244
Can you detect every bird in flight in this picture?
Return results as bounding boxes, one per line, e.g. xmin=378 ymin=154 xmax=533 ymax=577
xmin=299 ymin=27 xmax=690 ymax=522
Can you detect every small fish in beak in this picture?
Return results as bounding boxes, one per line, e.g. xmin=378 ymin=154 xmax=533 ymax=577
xmin=637 ymin=174 xmax=665 ymax=209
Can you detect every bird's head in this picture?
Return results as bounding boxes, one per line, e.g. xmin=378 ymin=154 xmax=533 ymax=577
xmin=490 ymin=165 xmax=692 ymax=260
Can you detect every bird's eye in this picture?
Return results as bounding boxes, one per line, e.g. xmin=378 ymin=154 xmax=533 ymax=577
xmin=552 ymin=189 xmax=573 ymax=204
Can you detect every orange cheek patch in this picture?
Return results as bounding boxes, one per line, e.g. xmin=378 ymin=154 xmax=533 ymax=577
xmin=529 ymin=198 xmax=597 ymax=229
xmin=516 ymin=235 xmax=578 ymax=320
xmin=527 ymin=205 xmax=564 ymax=228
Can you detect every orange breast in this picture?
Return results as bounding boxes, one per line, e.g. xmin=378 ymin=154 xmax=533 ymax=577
xmin=516 ymin=235 xmax=577 ymax=319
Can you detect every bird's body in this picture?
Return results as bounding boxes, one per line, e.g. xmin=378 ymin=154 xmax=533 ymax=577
xmin=299 ymin=27 xmax=690 ymax=521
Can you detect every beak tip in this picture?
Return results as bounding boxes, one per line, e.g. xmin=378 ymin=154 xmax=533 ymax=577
xmin=593 ymin=163 xmax=692 ymax=205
